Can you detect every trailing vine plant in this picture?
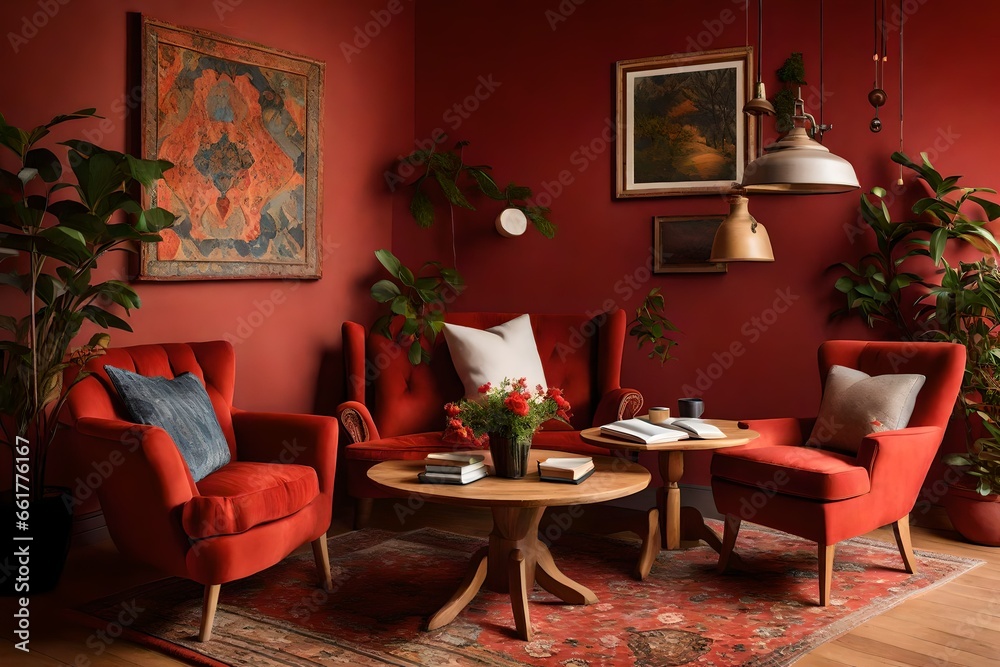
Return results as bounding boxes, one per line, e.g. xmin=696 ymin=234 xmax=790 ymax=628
xmin=627 ymin=288 xmax=680 ymax=365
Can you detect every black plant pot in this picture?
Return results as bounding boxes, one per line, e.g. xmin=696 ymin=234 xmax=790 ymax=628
xmin=1 ymin=487 xmax=73 ymax=596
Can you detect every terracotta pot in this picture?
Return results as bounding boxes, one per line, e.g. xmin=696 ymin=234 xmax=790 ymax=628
xmin=488 ymin=432 xmax=532 ymax=479
xmin=942 ymin=484 xmax=1000 ymax=546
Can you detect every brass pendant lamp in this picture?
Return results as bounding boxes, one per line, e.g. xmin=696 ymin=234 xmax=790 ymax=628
xmin=710 ymin=194 xmax=774 ymax=263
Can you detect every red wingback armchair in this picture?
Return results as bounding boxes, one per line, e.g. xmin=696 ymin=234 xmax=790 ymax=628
xmin=711 ymin=340 xmax=966 ymax=605
xmin=337 ymin=311 xmax=643 ymax=526
xmin=60 ymin=341 xmax=338 ymax=641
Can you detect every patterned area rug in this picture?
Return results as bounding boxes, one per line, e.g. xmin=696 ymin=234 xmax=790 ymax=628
xmin=75 ymin=524 xmax=982 ymax=666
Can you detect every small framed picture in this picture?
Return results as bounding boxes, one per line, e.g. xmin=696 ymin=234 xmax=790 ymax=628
xmin=653 ymin=215 xmax=727 ymax=274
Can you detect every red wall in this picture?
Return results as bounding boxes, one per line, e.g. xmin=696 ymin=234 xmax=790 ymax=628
xmin=0 ymin=0 xmax=415 ymax=414
xmin=406 ymin=0 xmax=1000 ymax=484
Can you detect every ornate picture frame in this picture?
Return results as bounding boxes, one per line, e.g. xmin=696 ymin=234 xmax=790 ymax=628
xmin=616 ymin=47 xmax=754 ymax=198
xmin=653 ymin=215 xmax=728 ymax=274
xmin=139 ymin=17 xmax=324 ymax=280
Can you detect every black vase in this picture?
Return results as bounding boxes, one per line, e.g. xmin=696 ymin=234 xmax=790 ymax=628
xmin=1 ymin=487 xmax=73 ymax=596
xmin=488 ymin=432 xmax=532 ymax=479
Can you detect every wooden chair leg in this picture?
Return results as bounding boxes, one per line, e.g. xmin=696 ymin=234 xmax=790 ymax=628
xmin=717 ymin=514 xmax=742 ymax=573
xmin=312 ymin=533 xmax=333 ymax=591
xmin=818 ymin=543 xmax=836 ymax=606
xmin=198 ymin=584 xmax=221 ymax=642
xmin=892 ymin=515 xmax=917 ymax=574
xmin=354 ymin=497 xmax=373 ymax=529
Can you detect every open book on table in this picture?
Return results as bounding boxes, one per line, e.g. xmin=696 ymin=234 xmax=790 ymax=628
xmin=600 ymin=417 xmax=726 ymax=444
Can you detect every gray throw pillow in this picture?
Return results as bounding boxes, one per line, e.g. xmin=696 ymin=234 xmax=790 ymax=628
xmin=105 ymin=366 xmax=231 ymax=482
xmin=806 ymin=365 xmax=926 ymax=454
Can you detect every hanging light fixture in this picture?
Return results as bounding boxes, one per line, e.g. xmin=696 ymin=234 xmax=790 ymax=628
xmin=709 ymin=193 xmax=774 ymax=262
xmin=741 ymin=0 xmax=859 ymax=194
xmin=743 ymin=0 xmax=776 ymax=118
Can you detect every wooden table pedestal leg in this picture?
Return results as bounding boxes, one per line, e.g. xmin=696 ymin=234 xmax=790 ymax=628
xmin=426 ymin=505 xmax=597 ymax=640
xmin=659 ymin=451 xmax=684 ymax=549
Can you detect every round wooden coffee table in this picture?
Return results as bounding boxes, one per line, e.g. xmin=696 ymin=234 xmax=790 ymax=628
xmin=367 ymin=449 xmax=650 ymax=641
xmin=581 ymin=419 xmax=758 ymax=555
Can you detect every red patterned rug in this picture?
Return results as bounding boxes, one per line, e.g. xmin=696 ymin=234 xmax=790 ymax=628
xmin=74 ymin=524 xmax=982 ymax=666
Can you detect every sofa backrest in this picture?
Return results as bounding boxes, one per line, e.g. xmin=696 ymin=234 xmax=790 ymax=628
xmin=62 ymin=341 xmax=238 ymax=456
xmin=817 ymin=340 xmax=966 ymax=431
xmin=345 ymin=311 xmax=626 ymax=437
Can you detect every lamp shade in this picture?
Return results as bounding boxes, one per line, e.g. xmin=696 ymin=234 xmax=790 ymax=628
xmin=710 ymin=195 xmax=774 ymax=262
xmin=741 ymin=127 xmax=860 ymax=194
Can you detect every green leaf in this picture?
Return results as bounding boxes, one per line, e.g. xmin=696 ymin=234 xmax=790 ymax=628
xmin=370 ymin=279 xmax=401 ymax=303
xmin=433 ymin=170 xmax=474 ymax=209
xmin=834 ymin=276 xmax=856 ymax=293
xmin=81 ymin=305 xmax=132 ymax=331
xmin=72 ymin=152 xmax=124 ymax=209
xmin=390 ymin=295 xmax=412 ymax=316
xmin=374 ymin=249 xmax=403 ymax=278
xmin=929 ymin=226 xmax=948 ymax=266
xmin=136 ymin=207 xmax=176 ymax=233
xmin=408 ymin=340 xmax=422 ymax=365
xmin=124 ymin=155 xmax=173 ymax=187
xmin=524 ymin=207 xmax=556 ymax=239
xmin=468 ymin=168 xmax=504 ymax=200
xmin=505 ymin=184 xmax=532 ymax=201
xmin=968 ymin=195 xmax=1000 ymax=221
xmin=24 ymin=148 xmax=61 ymax=182
xmin=409 ymin=188 xmax=434 ymax=228
xmin=0 ymin=315 xmax=17 ymax=332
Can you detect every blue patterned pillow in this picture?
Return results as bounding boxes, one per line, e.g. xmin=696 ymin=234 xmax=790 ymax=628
xmin=105 ymin=366 xmax=231 ymax=482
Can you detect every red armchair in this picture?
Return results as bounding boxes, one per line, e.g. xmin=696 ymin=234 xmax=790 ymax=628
xmin=337 ymin=311 xmax=643 ymax=526
xmin=711 ymin=340 xmax=966 ymax=605
xmin=61 ymin=342 xmax=338 ymax=641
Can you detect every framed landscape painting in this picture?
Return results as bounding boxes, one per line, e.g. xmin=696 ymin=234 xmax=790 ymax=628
xmin=616 ymin=47 xmax=754 ymax=198
xmin=653 ymin=215 xmax=727 ymax=274
xmin=139 ymin=18 xmax=324 ymax=280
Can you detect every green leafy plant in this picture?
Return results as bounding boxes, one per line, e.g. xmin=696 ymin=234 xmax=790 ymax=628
xmin=396 ymin=139 xmax=556 ymax=238
xmin=924 ymin=259 xmax=1000 ymax=495
xmin=627 ymin=288 xmax=680 ymax=365
xmin=833 ymin=152 xmax=1000 ymax=497
xmin=369 ymin=248 xmax=465 ymax=365
xmin=773 ymin=52 xmax=806 ymax=133
xmin=442 ymin=377 xmax=571 ymax=445
xmin=833 ymin=152 xmax=1000 ymax=339
xmin=0 ymin=109 xmax=176 ymax=501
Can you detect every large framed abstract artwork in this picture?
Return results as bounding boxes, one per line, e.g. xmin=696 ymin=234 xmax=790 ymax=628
xmin=615 ymin=47 xmax=754 ymax=198
xmin=139 ymin=18 xmax=324 ymax=280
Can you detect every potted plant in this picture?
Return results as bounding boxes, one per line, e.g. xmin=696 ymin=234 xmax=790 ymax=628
xmin=0 ymin=109 xmax=176 ymax=592
xmin=443 ymin=377 xmax=571 ymax=479
xmin=628 ymin=287 xmax=680 ymax=365
xmin=833 ymin=151 xmax=1000 ymax=545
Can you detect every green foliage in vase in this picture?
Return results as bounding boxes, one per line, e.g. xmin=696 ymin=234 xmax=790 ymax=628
xmin=0 ymin=109 xmax=176 ymax=500
xmin=395 ymin=138 xmax=556 ymax=238
xmin=628 ymin=287 xmax=680 ymax=365
xmin=369 ymin=248 xmax=465 ymax=365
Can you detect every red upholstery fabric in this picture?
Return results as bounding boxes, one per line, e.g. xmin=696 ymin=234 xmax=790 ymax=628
xmin=711 ymin=446 xmax=871 ymax=501
xmin=712 ymin=341 xmax=965 ymax=546
xmin=61 ymin=341 xmax=338 ymax=587
xmin=338 ymin=312 xmax=637 ymax=502
xmin=183 ymin=462 xmax=319 ymax=539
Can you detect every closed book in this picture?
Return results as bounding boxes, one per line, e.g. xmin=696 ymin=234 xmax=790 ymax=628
xmin=425 ymin=460 xmax=486 ymax=474
xmin=539 ymin=467 xmax=595 ymax=485
xmin=417 ymin=467 xmax=488 ymax=485
xmin=537 ymin=457 xmax=595 ymax=480
xmin=423 ymin=453 xmax=486 ymax=468
xmin=600 ymin=418 xmax=688 ymax=444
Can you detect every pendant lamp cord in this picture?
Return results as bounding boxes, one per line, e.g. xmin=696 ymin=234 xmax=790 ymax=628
xmin=757 ymin=0 xmax=763 ymax=81
xmin=898 ymin=0 xmax=905 ymax=184
xmin=819 ymin=0 xmax=825 ymax=139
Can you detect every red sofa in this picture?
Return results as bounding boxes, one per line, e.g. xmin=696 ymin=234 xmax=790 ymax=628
xmin=61 ymin=341 xmax=338 ymax=640
xmin=336 ymin=311 xmax=643 ymax=525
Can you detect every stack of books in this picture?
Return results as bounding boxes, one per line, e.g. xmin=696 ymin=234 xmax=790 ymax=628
xmin=418 ymin=453 xmax=488 ymax=484
xmin=537 ymin=456 xmax=595 ymax=484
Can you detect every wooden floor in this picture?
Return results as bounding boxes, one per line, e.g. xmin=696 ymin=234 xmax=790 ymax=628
xmin=2 ymin=501 xmax=998 ymax=666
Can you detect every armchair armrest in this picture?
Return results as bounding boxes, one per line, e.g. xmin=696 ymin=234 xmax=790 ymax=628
xmin=856 ymin=425 xmax=943 ymax=485
xmin=231 ymin=410 xmax=338 ymax=496
xmin=592 ymin=388 xmax=644 ymax=426
xmin=737 ymin=417 xmax=815 ymax=448
xmin=336 ymin=400 xmax=381 ymax=443
xmin=71 ymin=417 xmax=195 ymax=576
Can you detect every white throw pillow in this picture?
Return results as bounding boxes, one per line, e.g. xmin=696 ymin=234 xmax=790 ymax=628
xmin=443 ymin=314 xmax=548 ymax=397
xmin=806 ymin=365 xmax=926 ymax=454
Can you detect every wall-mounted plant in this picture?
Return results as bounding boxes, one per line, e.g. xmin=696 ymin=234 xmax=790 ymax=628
xmin=395 ymin=139 xmax=556 ymax=239
xmin=369 ymin=249 xmax=465 ymax=365
xmin=627 ymin=287 xmax=680 ymax=365
xmin=773 ymin=53 xmax=806 ymax=133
